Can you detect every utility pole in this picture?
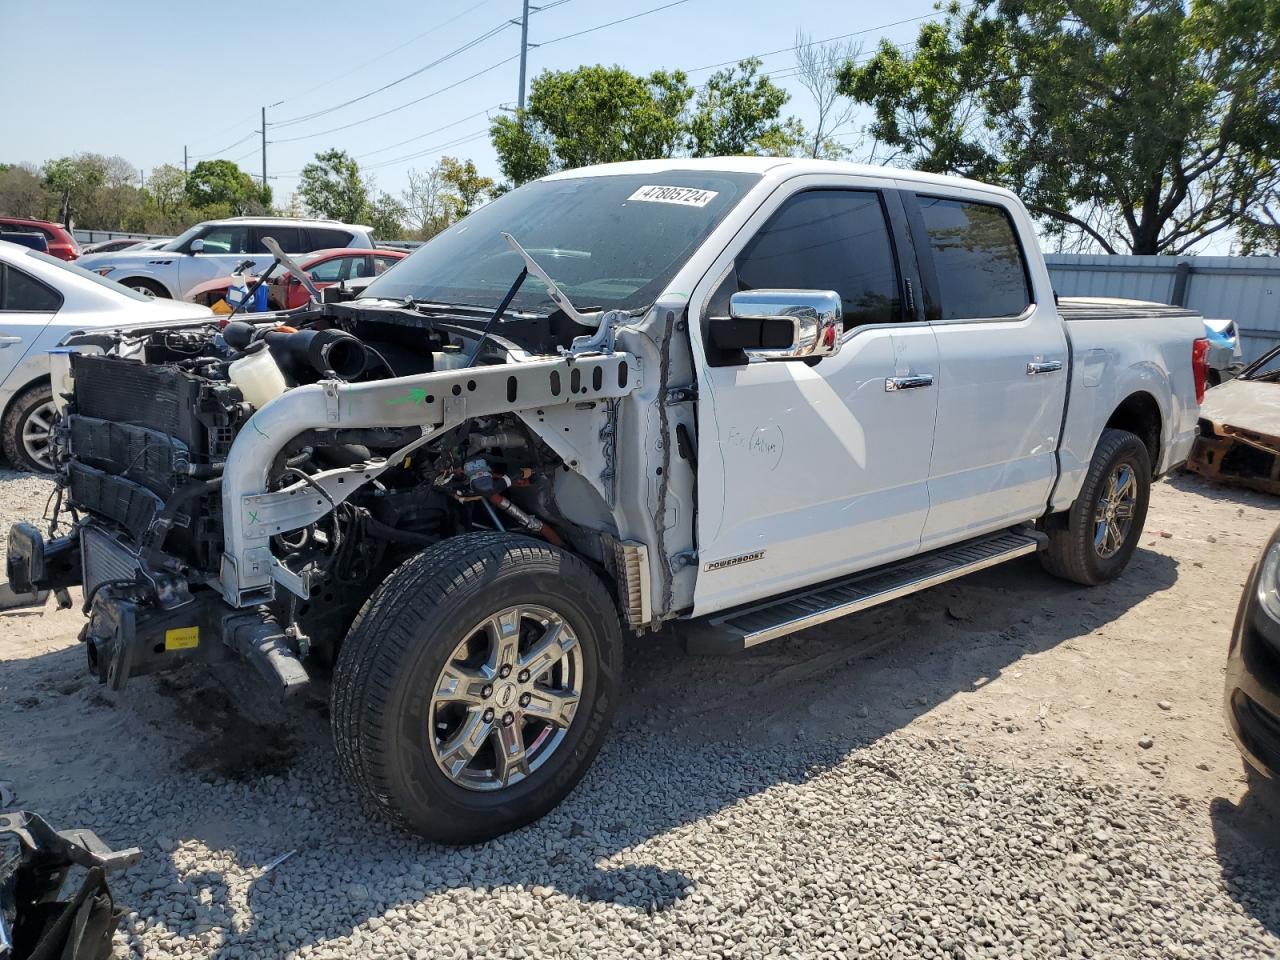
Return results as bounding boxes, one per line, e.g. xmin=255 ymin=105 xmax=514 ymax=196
xmin=261 ymin=106 xmax=268 ymax=188
xmin=517 ymin=0 xmax=530 ymax=110
xmin=183 ymin=145 xmax=188 ymax=174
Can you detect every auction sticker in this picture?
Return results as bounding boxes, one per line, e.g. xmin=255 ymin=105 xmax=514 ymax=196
xmin=627 ymin=185 xmax=719 ymax=207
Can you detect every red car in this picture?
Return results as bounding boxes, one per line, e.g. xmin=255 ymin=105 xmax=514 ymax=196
xmin=0 ymin=218 xmax=80 ymax=261
xmin=268 ymin=248 xmax=406 ymax=309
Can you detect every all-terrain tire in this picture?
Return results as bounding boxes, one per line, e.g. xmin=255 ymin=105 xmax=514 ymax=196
xmin=331 ymin=532 xmax=624 ymax=844
xmin=2 ymin=381 xmax=56 ymax=473
xmin=1039 ymin=427 xmax=1152 ymax=586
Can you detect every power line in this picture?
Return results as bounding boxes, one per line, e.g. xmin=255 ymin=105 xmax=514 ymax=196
xmin=281 ymin=0 xmax=500 ymax=107
xmin=685 ymin=7 xmax=964 ymax=75
xmin=273 ymin=0 xmax=695 ymax=145
xmin=191 ymin=130 xmax=258 ymax=161
xmin=273 ymin=0 xmax=576 ymax=130
xmin=272 ymin=17 xmax=516 ymax=129
xmin=355 ymin=106 xmax=507 ymax=159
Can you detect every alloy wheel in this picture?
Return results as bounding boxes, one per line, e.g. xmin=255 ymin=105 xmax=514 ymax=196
xmin=1093 ymin=462 xmax=1137 ymax=559
xmin=21 ymin=400 xmax=57 ymax=471
xmin=428 ymin=604 xmax=583 ymax=792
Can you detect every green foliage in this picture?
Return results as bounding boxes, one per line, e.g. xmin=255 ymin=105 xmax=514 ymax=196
xmin=298 ymin=149 xmax=368 ymax=223
xmin=687 ymin=58 xmax=792 ymax=157
xmin=185 ymin=159 xmax=270 ymax=215
xmin=491 ymin=65 xmax=694 ymax=185
xmin=365 ymin=191 xmax=407 ymax=239
xmin=838 ymin=0 xmax=1280 ymax=254
xmin=438 ymin=157 xmax=497 ymax=218
xmin=0 ymin=163 xmax=50 ymax=220
xmin=42 ymin=154 xmax=106 ymax=226
xmin=490 ymin=61 xmax=799 ymax=185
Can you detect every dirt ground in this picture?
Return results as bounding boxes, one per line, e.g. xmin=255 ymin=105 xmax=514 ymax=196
xmin=2 ymin=468 xmax=1278 ymax=957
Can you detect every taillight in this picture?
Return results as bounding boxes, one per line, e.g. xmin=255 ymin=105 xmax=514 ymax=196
xmin=1191 ymin=337 xmax=1210 ymax=405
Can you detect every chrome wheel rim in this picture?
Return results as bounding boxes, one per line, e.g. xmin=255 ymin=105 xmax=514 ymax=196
xmin=1093 ymin=462 xmax=1137 ymax=559
xmin=21 ymin=400 xmax=57 ymax=470
xmin=428 ymin=604 xmax=583 ymax=792
xmin=131 ymin=283 xmax=157 ymax=297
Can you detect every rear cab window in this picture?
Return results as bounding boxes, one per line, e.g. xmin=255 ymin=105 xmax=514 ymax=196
xmin=915 ymin=196 xmax=1031 ymax=320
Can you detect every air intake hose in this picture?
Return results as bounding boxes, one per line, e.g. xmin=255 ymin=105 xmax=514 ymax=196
xmin=265 ymin=328 xmax=368 ymax=380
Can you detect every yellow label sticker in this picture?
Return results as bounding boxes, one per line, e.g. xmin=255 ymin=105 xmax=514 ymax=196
xmin=164 ymin=626 xmax=199 ymax=651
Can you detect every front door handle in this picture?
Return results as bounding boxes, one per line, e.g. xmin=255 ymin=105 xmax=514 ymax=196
xmin=0 ymin=336 xmax=22 ymax=348
xmin=885 ymin=374 xmax=934 ymax=392
xmin=1026 ymin=359 xmax=1063 ymax=375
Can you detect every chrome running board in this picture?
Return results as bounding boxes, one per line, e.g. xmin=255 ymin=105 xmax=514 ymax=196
xmin=688 ymin=527 xmax=1045 ymax=652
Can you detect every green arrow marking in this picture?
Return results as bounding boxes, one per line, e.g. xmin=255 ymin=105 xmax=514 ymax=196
xmin=388 ymin=388 xmax=429 ymax=406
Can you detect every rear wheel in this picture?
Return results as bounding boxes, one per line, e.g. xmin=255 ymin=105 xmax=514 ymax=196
xmin=331 ymin=533 xmax=623 ymax=843
xmin=2 ymin=381 xmax=57 ymax=473
xmin=1039 ymin=427 xmax=1152 ymax=585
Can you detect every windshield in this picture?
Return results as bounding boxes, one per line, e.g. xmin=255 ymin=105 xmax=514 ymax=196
xmin=359 ymin=171 xmax=760 ymax=313
xmin=1243 ymin=345 xmax=1280 ymax=382
xmin=161 ymin=224 xmax=203 ymax=253
xmin=23 ymin=249 xmax=156 ymax=301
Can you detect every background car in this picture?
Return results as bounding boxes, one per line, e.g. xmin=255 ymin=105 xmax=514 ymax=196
xmin=267 ymin=248 xmax=406 ymax=309
xmin=0 ymin=232 xmax=49 ymax=253
xmin=0 ymin=218 xmax=80 ymax=261
xmin=0 ymin=239 xmax=213 ymax=471
xmin=77 ymin=217 xmax=376 ymax=301
xmin=81 ymin=236 xmax=170 ymax=255
xmin=1226 ymin=522 xmax=1280 ymax=790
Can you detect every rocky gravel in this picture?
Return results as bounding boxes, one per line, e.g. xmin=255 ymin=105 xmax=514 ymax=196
xmin=2 ymin=470 xmax=1279 ymax=958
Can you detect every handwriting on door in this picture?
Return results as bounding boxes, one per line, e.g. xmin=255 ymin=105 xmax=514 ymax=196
xmin=727 ymin=425 xmax=784 ymax=469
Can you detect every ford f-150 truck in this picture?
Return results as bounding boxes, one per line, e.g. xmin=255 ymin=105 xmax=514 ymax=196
xmin=3 ymin=158 xmax=1209 ymax=843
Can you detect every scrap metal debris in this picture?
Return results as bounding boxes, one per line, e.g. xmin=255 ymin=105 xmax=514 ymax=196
xmin=1187 ymin=344 xmax=1280 ymax=495
xmin=0 ymin=810 xmax=140 ymax=960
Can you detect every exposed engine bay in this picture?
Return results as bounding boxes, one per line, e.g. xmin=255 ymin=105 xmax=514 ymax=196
xmin=13 ymin=285 xmax=658 ymax=697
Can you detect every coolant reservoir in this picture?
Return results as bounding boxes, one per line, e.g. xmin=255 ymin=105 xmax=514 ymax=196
xmin=432 ymin=345 xmax=469 ymax=370
xmin=228 ymin=341 xmax=288 ymax=409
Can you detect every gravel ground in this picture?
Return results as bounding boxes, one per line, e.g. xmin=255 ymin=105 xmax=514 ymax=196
xmin=2 ymin=469 xmax=1280 ymax=959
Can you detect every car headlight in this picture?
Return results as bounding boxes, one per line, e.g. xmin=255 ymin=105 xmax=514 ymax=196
xmin=1260 ymin=539 xmax=1280 ymax=623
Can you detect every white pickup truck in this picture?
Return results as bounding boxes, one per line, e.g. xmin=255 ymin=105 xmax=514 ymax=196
xmin=5 ymin=158 xmax=1207 ymax=844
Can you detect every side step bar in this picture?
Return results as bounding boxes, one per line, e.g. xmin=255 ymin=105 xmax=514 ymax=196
xmin=687 ymin=527 xmax=1045 ymax=653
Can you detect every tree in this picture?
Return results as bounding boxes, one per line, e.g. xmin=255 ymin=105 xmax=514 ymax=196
xmin=0 ymin=163 xmax=50 ymax=219
xmin=838 ymin=0 xmax=1280 ymax=255
xmin=144 ymin=164 xmax=186 ymax=217
xmin=793 ymin=32 xmax=860 ymax=159
xmin=490 ymin=65 xmax=693 ymax=184
xmin=365 ymin=191 xmax=407 ymax=239
xmin=438 ymin=156 xmax=497 ymax=218
xmin=298 ymin=149 xmax=368 ymax=223
xmin=687 ymin=58 xmax=792 ymax=157
xmin=42 ymin=154 xmax=106 ymax=227
xmin=403 ymin=163 xmax=451 ymax=239
xmin=185 ymin=159 xmax=270 ymax=214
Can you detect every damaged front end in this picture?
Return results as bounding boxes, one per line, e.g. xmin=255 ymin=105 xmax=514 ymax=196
xmin=5 ymin=293 xmax=644 ymax=698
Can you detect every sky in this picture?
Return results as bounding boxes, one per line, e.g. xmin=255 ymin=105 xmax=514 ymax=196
xmin=0 ymin=0 xmax=939 ymax=203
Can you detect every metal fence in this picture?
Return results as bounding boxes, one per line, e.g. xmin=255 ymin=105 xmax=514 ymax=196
xmin=1044 ymin=254 xmax=1280 ymax=363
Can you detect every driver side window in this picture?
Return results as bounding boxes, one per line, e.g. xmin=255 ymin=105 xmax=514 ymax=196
xmin=735 ymin=189 xmax=903 ymax=330
xmin=195 ymin=226 xmax=250 ymax=254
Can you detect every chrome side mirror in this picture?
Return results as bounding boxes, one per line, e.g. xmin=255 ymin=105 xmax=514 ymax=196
xmin=727 ymin=290 xmax=842 ymax=361
xmin=189 ymin=238 xmax=205 ymax=254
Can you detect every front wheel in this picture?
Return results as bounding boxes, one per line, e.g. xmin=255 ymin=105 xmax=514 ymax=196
xmin=331 ymin=533 xmax=623 ymax=843
xmin=2 ymin=381 xmax=57 ymax=472
xmin=1039 ymin=427 xmax=1152 ymax=585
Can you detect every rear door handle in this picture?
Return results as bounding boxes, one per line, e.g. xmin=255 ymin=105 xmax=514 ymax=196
xmin=885 ymin=374 xmax=934 ymax=391
xmin=1026 ymin=360 xmax=1063 ymax=375
xmin=0 ymin=336 xmax=22 ymax=348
